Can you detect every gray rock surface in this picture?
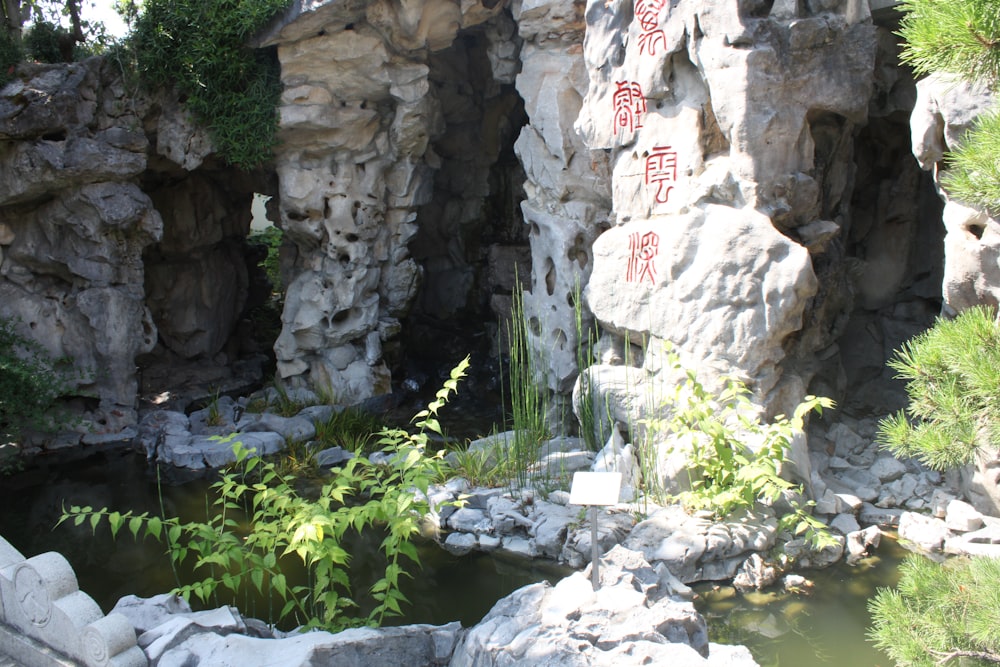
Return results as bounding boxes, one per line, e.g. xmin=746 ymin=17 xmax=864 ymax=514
xmin=0 ymin=60 xmax=159 ymax=436
xmin=449 ymin=545 xmax=758 ymax=666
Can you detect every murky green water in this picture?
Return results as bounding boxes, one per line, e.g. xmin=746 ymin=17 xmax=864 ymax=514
xmin=1 ymin=449 xmax=902 ymax=664
xmin=695 ymin=546 xmax=905 ymax=666
xmin=0 ymin=449 xmax=568 ymax=627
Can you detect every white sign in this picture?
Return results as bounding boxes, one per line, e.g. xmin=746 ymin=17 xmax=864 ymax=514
xmin=569 ymin=472 xmax=622 ymax=506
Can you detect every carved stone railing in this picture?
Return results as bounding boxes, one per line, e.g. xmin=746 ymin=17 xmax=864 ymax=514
xmin=0 ymin=536 xmax=146 ymax=667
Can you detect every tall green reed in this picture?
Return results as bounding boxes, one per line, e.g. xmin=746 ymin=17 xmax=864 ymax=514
xmin=499 ymin=276 xmax=550 ymax=491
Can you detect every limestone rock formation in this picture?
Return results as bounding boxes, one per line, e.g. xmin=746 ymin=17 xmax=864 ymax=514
xmin=1 ymin=0 xmax=995 ymax=491
xmin=0 ymin=59 xmax=160 ymax=435
xmin=910 ymin=72 xmax=999 ymax=316
xmin=259 ymin=0 xmax=531 ymax=405
xmin=1 ymin=59 xmax=275 ymax=444
xmin=573 ymin=0 xmax=878 ymax=420
xmin=512 ymin=0 xmax=613 ymax=424
xmin=450 ymin=545 xmax=759 ymax=666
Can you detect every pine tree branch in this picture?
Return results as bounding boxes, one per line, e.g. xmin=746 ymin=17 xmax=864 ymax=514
xmin=931 ymin=648 xmax=1000 ymax=665
xmin=969 ymin=22 xmax=1000 ymax=49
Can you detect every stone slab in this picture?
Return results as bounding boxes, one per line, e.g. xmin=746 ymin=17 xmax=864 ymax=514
xmin=0 ymin=622 xmax=78 ymax=667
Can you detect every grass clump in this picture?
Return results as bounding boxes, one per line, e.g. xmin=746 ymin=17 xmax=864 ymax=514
xmin=499 ymin=281 xmax=551 ymax=491
xmin=314 ymin=407 xmax=387 ymax=454
xmin=445 ymin=445 xmax=505 ymax=488
xmin=246 ymin=379 xmax=310 ymax=417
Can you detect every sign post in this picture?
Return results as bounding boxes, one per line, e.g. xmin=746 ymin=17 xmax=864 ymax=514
xmin=569 ymin=471 xmax=622 ymax=591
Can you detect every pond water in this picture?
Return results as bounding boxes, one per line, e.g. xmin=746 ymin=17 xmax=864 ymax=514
xmin=0 ymin=448 xmax=901 ymax=665
xmin=694 ymin=546 xmax=904 ymax=666
xmin=0 ymin=448 xmax=569 ymax=628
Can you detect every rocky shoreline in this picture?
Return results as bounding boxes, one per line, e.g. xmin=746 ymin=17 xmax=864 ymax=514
xmin=3 ymin=381 xmax=999 ymax=667
xmin=0 ymin=534 xmax=759 ymax=667
xmin=122 ymin=387 xmax=999 ymax=572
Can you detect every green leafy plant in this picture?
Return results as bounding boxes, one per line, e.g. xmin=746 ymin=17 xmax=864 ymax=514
xmin=0 ymin=316 xmax=76 ymax=442
xmin=640 ymin=348 xmax=834 ymax=547
xmin=125 ymin=0 xmax=291 ymax=169
xmin=869 ymin=555 xmax=1000 ymax=666
xmin=877 ymin=305 xmax=1000 ymax=471
xmin=248 ymin=225 xmax=284 ymax=295
xmin=0 ymin=28 xmax=20 ymax=85
xmin=23 ymin=19 xmax=68 ymax=62
xmin=60 ymin=357 xmax=470 ymax=631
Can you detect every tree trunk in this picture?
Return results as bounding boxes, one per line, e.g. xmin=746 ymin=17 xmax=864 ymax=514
xmin=2 ymin=0 xmax=23 ymax=45
xmin=58 ymin=0 xmax=84 ymax=62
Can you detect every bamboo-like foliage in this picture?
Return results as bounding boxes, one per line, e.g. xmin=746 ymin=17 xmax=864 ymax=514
xmin=501 ymin=280 xmax=550 ymax=490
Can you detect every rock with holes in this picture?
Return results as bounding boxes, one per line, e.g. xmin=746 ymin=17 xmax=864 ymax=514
xmin=910 ymin=72 xmax=1000 ymax=316
xmin=259 ymin=0 xmax=528 ymax=406
xmin=512 ymin=0 xmax=613 ymax=419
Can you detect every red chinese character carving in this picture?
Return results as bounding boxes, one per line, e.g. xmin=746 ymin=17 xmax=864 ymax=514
xmin=627 ymin=231 xmax=659 ymax=284
xmin=635 ymin=0 xmax=667 ymax=55
xmin=613 ymin=81 xmax=646 ymax=137
xmin=645 ymin=145 xmax=678 ymax=204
